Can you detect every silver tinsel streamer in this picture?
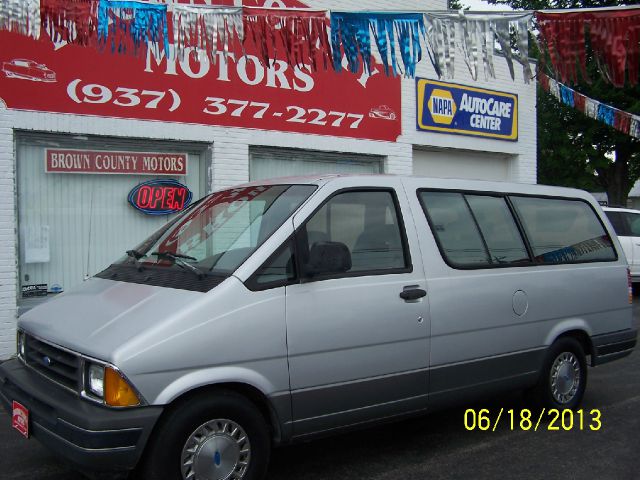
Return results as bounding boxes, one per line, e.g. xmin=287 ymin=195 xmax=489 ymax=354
xmin=548 ymin=77 xmax=560 ymax=100
xmin=426 ymin=15 xmax=452 ymax=78
xmin=171 ymin=5 xmax=242 ymax=63
xmin=0 ymin=0 xmax=40 ymax=39
xmin=424 ymin=11 xmax=533 ymax=83
xmin=631 ymin=116 xmax=640 ymax=140
xmin=584 ymin=97 xmax=599 ymax=120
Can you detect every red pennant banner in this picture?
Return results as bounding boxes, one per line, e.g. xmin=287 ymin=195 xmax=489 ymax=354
xmin=243 ymin=7 xmax=331 ymax=71
xmin=536 ymin=9 xmax=640 ymax=87
xmin=41 ymin=0 xmax=99 ymax=46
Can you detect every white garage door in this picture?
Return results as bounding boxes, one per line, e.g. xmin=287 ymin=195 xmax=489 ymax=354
xmin=413 ymin=148 xmax=511 ymax=181
xmin=250 ymin=147 xmax=382 ymax=181
xmin=17 ymin=134 xmax=206 ymax=294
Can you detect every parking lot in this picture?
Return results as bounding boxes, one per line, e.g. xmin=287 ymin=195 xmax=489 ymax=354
xmin=1 ymin=302 xmax=638 ymax=480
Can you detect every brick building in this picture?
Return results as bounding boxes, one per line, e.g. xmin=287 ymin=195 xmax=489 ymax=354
xmin=0 ymin=0 xmax=536 ymax=358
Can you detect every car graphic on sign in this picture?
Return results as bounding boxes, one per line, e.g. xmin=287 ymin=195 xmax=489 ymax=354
xmin=368 ymin=105 xmax=397 ymax=121
xmin=2 ymin=59 xmax=56 ymax=82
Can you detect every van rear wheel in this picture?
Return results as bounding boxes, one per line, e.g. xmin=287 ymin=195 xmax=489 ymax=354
xmin=139 ymin=390 xmax=271 ymax=480
xmin=528 ymin=337 xmax=587 ymax=409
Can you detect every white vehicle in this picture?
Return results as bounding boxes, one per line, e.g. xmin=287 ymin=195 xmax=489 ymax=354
xmin=603 ymin=207 xmax=640 ymax=282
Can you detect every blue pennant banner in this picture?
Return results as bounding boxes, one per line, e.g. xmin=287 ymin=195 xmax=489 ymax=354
xmin=559 ymin=84 xmax=575 ymax=107
xmin=331 ymin=12 xmax=426 ymax=77
xmin=597 ymin=103 xmax=615 ymax=127
xmin=98 ymin=0 xmax=169 ymax=55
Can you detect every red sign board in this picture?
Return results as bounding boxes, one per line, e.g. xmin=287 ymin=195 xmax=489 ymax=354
xmin=46 ymin=149 xmax=188 ymax=175
xmin=12 ymin=401 xmax=29 ymax=439
xmin=0 ymin=1 xmax=401 ymax=142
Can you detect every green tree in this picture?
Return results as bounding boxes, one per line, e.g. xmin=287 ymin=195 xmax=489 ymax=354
xmin=448 ymin=0 xmax=469 ymax=9
xmin=487 ymin=0 xmax=640 ymax=205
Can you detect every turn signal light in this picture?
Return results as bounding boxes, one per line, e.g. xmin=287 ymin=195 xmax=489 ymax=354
xmin=105 ymin=367 xmax=141 ymax=407
xmin=628 ymin=268 xmax=633 ymax=304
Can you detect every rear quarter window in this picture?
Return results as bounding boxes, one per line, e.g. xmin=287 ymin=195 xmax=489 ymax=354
xmin=511 ymin=196 xmax=616 ymax=264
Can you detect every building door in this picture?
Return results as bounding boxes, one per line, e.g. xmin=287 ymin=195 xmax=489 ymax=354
xmin=413 ymin=148 xmax=511 ymax=181
xmin=250 ymin=146 xmax=382 ymax=181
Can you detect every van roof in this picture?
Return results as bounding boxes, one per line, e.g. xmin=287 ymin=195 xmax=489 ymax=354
xmin=232 ymin=174 xmax=597 ymax=202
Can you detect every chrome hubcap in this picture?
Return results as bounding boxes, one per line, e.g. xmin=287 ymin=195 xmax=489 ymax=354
xmin=550 ymin=352 xmax=580 ymax=404
xmin=181 ymin=419 xmax=250 ymax=480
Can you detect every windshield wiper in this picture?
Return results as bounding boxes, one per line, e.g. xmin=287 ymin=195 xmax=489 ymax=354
xmin=151 ymin=251 xmax=206 ymax=279
xmin=126 ymin=249 xmax=146 ymax=271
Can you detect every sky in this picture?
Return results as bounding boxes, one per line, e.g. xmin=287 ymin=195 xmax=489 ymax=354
xmin=460 ymin=0 xmax=514 ymax=11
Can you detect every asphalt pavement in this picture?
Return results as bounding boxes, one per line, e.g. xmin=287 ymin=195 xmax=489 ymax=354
xmin=1 ymin=303 xmax=638 ymax=480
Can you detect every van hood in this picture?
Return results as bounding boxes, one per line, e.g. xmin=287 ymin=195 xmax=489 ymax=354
xmin=18 ymin=277 xmax=209 ymax=362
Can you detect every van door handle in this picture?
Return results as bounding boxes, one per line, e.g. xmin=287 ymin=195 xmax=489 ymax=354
xmin=399 ymin=288 xmax=427 ymax=301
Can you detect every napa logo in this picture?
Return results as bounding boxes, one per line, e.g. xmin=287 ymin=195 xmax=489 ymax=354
xmin=416 ymin=78 xmax=518 ymax=142
xmin=427 ymin=89 xmax=456 ymax=125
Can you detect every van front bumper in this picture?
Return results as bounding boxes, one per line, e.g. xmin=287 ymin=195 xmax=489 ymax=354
xmin=0 ymin=358 xmax=163 ymax=476
xmin=591 ymin=328 xmax=637 ymax=366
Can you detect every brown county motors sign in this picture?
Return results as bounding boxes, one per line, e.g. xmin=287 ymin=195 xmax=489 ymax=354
xmin=45 ymin=149 xmax=187 ymax=175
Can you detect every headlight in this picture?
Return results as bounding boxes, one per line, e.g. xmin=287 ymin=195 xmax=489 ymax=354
xmin=87 ymin=364 xmax=104 ymax=397
xmin=85 ymin=362 xmax=141 ymax=407
xmin=16 ymin=331 xmax=25 ymax=360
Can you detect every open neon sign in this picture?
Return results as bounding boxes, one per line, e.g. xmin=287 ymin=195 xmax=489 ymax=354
xmin=128 ymin=179 xmax=192 ymax=215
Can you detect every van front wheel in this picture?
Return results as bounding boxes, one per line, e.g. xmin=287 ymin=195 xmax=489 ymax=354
xmin=140 ymin=390 xmax=271 ymax=480
xmin=529 ymin=337 xmax=587 ymax=409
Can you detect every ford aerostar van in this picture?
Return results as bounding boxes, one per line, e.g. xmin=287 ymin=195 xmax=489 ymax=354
xmin=1 ymin=175 xmax=637 ymax=480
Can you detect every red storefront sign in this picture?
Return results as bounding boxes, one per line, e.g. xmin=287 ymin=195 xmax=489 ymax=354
xmin=45 ymin=149 xmax=188 ymax=175
xmin=0 ymin=1 xmax=401 ymax=142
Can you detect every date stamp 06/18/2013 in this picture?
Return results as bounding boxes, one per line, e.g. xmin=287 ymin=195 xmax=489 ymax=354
xmin=463 ymin=408 xmax=602 ymax=432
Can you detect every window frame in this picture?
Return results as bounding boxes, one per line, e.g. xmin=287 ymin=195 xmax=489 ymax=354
xmin=417 ymin=188 xmax=618 ymax=270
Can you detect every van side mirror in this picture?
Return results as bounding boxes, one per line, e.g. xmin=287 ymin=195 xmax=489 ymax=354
xmin=304 ymin=241 xmax=352 ymax=278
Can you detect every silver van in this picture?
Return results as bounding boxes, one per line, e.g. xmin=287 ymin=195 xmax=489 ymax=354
xmin=1 ymin=175 xmax=636 ymax=480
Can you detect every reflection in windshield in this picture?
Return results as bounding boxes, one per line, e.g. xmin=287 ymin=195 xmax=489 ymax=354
xmin=118 ymin=184 xmax=315 ymax=276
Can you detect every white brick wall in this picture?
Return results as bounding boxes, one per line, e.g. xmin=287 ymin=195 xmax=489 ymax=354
xmin=0 ymin=0 xmax=537 ymax=358
xmin=0 ymin=101 xmax=17 ymax=358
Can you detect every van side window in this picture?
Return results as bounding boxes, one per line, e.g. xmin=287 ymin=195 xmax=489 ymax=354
xmin=247 ymin=241 xmax=296 ymax=290
xmin=465 ymin=195 xmax=529 ymax=264
xmin=302 ymin=190 xmax=409 ymax=275
xmin=511 ymin=196 xmax=616 ymax=264
xmin=419 ymin=191 xmax=529 ymax=267
xmin=419 ymin=192 xmax=490 ymax=266
xmin=604 ymin=211 xmax=630 ymax=236
xmin=626 ymin=213 xmax=640 ymax=237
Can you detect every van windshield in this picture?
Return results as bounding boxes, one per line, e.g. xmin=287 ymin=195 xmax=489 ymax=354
xmin=115 ymin=184 xmax=315 ymax=278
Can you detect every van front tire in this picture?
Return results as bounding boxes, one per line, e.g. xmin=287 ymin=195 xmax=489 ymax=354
xmin=139 ymin=390 xmax=271 ymax=480
xmin=528 ymin=337 xmax=587 ymax=410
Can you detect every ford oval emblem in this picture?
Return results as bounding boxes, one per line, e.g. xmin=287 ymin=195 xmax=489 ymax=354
xmin=128 ymin=179 xmax=192 ymax=216
xmin=42 ymin=356 xmax=52 ymax=367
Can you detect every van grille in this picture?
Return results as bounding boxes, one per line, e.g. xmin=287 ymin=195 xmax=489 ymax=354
xmin=23 ymin=335 xmax=81 ymax=392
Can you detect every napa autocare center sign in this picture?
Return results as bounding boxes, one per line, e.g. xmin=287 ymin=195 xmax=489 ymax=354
xmin=416 ymin=79 xmax=518 ymax=141
xmin=0 ymin=0 xmax=401 ymax=142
